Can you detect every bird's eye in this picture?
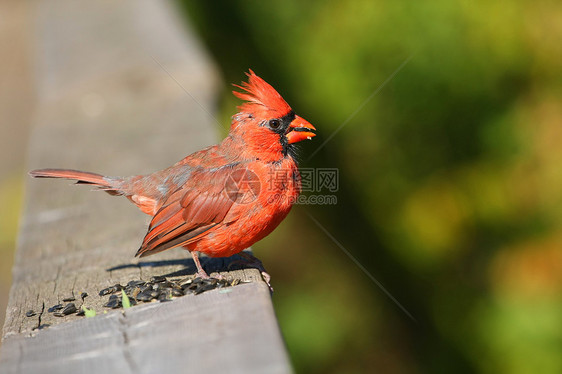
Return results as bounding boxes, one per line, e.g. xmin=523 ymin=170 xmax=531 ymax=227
xmin=268 ymin=119 xmax=281 ymax=129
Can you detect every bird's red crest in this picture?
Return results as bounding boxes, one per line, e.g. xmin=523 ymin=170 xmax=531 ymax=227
xmin=233 ymin=70 xmax=292 ymax=116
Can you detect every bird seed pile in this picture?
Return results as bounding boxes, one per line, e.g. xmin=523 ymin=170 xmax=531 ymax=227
xmin=26 ymin=276 xmax=241 ymax=320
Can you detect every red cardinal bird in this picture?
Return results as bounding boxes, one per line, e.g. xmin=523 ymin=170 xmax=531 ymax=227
xmin=30 ymin=70 xmax=315 ymax=280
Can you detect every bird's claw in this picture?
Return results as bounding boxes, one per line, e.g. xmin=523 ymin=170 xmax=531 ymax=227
xmin=229 ymin=252 xmax=273 ymax=292
xmin=260 ymin=271 xmax=273 ymax=292
xmin=196 ymin=269 xmax=210 ymax=279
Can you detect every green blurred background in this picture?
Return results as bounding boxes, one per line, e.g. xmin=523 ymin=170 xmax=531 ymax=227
xmin=2 ymin=0 xmax=562 ymax=373
xmin=177 ymin=1 xmax=561 ymax=373
xmin=0 ymin=0 xmax=32 ymax=351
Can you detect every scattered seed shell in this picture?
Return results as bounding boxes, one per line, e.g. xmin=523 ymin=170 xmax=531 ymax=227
xmin=48 ymin=304 xmax=63 ymax=313
xmin=62 ymin=303 xmax=77 ymax=315
xmin=135 ymin=291 xmax=154 ymax=302
xmin=127 ymin=280 xmax=145 ymax=288
xmin=91 ymin=275 xmax=243 ymax=313
xmin=151 ymin=275 xmax=166 ymax=283
xmin=104 ymin=298 xmax=121 ymax=309
xmin=99 ymin=284 xmax=123 ymax=296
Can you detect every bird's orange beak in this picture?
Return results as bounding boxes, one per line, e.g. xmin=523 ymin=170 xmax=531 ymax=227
xmin=286 ymin=115 xmax=316 ymax=144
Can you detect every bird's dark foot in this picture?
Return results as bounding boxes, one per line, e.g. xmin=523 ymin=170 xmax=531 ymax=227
xmin=230 ymin=252 xmax=273 ymax=292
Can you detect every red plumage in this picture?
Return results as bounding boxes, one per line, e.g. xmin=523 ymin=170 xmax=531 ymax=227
xmin=30 ymin=71 xmax=316 ymax=279
xmin=232 ymin=69 xmax=292 ymax=116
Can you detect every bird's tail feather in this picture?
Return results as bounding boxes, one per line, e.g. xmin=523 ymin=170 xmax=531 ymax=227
xmin=29 ymin=168 xmax=122 ymax=195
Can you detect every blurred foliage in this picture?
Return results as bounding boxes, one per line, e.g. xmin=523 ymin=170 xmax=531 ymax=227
xmin=0 ymin=175 xmax=23 ymax=341
xmin=178 ymin=0 xmax=562 ymax=373
xmin=0 ymin=176 xmax=21 ymax=283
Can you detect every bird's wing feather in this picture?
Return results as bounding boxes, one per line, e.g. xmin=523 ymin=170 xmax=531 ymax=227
xmin=135 ymin=165 xmax=240 ymax=257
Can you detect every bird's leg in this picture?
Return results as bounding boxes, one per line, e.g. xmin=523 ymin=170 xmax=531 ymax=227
xmin=234 ymin=251 xmax=273 ymax=292
xmin=190 ymin=251 xmax=210 ymax=279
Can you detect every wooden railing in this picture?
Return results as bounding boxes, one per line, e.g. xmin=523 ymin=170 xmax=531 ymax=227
xmin=0 ymin=1 xmax=292 ymax=373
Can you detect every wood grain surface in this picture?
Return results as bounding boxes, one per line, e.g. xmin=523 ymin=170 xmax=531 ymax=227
xmin=0 ymin=1 xmax=292 ymax=373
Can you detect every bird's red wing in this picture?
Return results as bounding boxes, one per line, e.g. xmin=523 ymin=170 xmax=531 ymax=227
xmin=135 ymin=166 xmax=239 ymax=257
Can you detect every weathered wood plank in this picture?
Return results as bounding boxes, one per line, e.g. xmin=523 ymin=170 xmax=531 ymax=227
xmin=3 ymin=0 xmax=219 ymax=339
xmin=0 ymin=0 xmax=292 ymax=373
xmin=0 ymin=282 xmax=289 ymax=374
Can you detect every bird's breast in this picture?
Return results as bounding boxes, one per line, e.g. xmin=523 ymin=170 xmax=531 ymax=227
xmin=189 ymin=158 xmax=301 ymax=257
xmin=254 ymin=158 xmax=301 ymax=207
